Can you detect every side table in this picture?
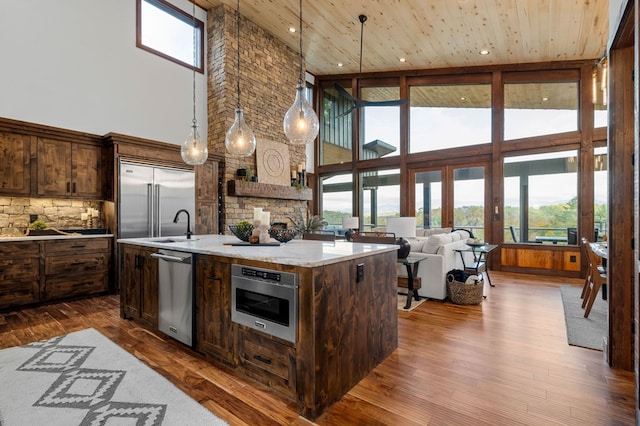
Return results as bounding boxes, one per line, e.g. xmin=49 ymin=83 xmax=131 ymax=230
xmin=399 ymin=254 xmax=424 ymax=309
xmin=455 ymin=243 xmax=497 ymax=287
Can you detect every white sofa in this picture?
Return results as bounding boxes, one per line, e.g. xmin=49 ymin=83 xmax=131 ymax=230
xmin=397 ymin=229 xmax=475 ymax=300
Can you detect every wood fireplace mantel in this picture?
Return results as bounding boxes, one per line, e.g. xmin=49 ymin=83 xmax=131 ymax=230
xmin=227 ymin=179 xmax=312 ymax=201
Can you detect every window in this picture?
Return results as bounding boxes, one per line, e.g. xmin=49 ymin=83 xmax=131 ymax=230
xmin=360 ymin=168 xmax=400 ymax=230
xmin=594 ymin=146 xmax=608 ymax=240
xmin=414 ymin=170 xmax=442 ymax=228
xmin=320 ymin=83 xmax=353 ymax=165
xmin=453 ymin=166 xmax=485 ymax=240
xmin=409 ymin=84 xmax=492 ymax=153
xmin=504 ymin=150 xmax=578 ymax=244
xmin=361 ymin=87 xmax=401 ymax=158
xmin=137 ymin=0 xmax=204 ymax=72
xmin=504 ymin=81 xmax=578 ymax=140
xmin=320 ymin=173 xmax=353 ymax=234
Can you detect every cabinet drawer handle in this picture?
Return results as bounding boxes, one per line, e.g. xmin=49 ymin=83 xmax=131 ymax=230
xmin=72 ymin=182 xmax=76 ymax=193
xmin=253 ymin=354 xmax=272 ymax=365
xmin=70 ymin=245 xmax=86 ymax=249
xmin=66 ymin=182 xmax=71 ymax=193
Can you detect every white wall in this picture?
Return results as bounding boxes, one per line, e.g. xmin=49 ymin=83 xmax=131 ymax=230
xmin=0 ymin=0 xmax=207 ymax=146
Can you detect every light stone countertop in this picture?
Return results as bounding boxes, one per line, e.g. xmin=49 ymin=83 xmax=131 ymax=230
xmin=117 ymin=234 xmax=398 ymax=268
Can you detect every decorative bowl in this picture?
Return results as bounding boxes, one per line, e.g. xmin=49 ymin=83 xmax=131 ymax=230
xmin=268 ymin=228 xmax=297 ymax=243
xmin=229 ymin=224 xmax=254 ymax=242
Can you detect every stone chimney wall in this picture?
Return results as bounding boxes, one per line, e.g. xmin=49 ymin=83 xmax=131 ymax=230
xmin=207 ymin=5 xmax=310 ymax=230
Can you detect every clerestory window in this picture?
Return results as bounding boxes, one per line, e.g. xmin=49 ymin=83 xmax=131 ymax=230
xmin=136 ymin=0 xmax=204 ymax=73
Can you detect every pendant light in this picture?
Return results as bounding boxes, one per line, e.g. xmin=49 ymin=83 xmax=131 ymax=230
xmin=225 ymin=0 xmax=256 ymax=157
xmin=181 ymin=0 xmax=208 ymax=165
xmin=283 ymin=0 xmax=319 ymax=145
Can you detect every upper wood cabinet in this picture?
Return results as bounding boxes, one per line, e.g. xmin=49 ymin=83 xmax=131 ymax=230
xmin=36 ymin=138 xmax=103 ymax=199
xmin=0 ymin=131 xmax=31 ymax=196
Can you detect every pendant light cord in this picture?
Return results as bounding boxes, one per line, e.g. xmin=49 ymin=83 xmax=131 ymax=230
xmin=236 ymin=0 xmax=241 ymax=109
xmin=359 ymin=14 xmax=366 ymax=75
xmin=298 ymin=0 xmax=303 ymax=84
xmin=192 ymin=0 xmax=197 ymax=127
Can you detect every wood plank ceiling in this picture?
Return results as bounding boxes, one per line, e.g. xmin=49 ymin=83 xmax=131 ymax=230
xmin=194 ymin=0 xmax=609 ymax=76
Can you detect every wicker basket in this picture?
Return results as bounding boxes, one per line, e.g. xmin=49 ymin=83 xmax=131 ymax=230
xmin=447 ymin=276 xmax=484 ymax=305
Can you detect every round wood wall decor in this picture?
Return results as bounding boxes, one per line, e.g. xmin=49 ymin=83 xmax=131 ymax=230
xmin=256 ymin=139 xmax=290 ymax=186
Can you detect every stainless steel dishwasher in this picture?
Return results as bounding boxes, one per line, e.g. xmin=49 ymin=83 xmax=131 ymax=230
xmin=151 ymin=249 xmax=194 ymax=347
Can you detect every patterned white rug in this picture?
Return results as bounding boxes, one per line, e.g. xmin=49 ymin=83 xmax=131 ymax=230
xmin=0 ymin=328 xmax=228 ymax=425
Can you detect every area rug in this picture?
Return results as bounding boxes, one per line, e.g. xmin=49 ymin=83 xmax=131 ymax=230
xmin=560 ymin=284 xmax=607 ymax=351
xmin=398 ymin=294 xmax=427 ymax=311
xmin=0 ymin=328 xmax=228 ymax=425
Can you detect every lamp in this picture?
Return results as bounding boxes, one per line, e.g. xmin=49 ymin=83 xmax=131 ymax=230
xmin=387 ymin=217 xmax=416 ymax=259
xmin=180 ymin=0 xmax=208 ymax=165
xmin=225 ymin=0 xmax=256 ymax=157
xmin=342 ymin=216 xmax=359 ymax=241
xmin=283 ymin=0 xmax=319 ymax=145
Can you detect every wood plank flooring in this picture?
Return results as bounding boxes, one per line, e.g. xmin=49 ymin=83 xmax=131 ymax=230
xmin=0 ymin=272 xmax=635 ymax=425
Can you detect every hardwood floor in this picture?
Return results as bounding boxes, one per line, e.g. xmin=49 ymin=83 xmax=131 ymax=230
xmin=0 ymin=272 xmax=635 ymax=425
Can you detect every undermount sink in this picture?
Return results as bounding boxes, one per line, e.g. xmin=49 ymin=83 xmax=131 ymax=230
xmin=153 ymin=237 xmax=199 ymax=243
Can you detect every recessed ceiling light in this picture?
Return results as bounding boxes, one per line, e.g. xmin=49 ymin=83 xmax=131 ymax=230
xmin=542 ymin=97 xmax=549 ymax=101
xmin=399 ymin=57 xmax=406 ymax=63
xmin=479 ymin=49 xmax=490 ymax=55
xmin=460 ymin=97 xmax=466 ymax=100
xmin=337 ymin=63 xmax=344 ymax=67
xmin=288 ymin=26 xmax=296 ymax=33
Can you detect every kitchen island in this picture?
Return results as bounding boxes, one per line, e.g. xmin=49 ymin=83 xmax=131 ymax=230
xmin=118 ymin=235 xmax=398 ymax=420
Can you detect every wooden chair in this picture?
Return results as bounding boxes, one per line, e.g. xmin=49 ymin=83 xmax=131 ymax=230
xmin=302 ymin=230 xmax=336 ymax=241
xmin=509 ymin=225 xmax=518 ymax=242
xmin=579 ymin=237 xmax=593 ymax=300
xmin=350 ymin=232 xmax=395 ymax=244
xmin=582 ymin=241 xmax=607 ymax=318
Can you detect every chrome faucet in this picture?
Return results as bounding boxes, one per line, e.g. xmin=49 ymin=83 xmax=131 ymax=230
xmin=173 ymin=209 xmax=193 ymax=239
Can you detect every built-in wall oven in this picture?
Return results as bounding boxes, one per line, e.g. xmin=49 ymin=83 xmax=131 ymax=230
xmin=231 ymin=264 xmax=298 ymax=343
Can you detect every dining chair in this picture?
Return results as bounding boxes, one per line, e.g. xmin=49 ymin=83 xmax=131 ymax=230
xmin=582 ymin=241 xmax=607 ymax=318
xmin=350 ymin=232 xmax=396 ymax=244
xmin=302 ymin=230 xmax=336 ymax=241
xmin=580 ymin=237 xmax=591 ymax=299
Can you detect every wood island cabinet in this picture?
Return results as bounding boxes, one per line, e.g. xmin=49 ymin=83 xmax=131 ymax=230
xmin=0 ymin=131 xmax=31 ymax=196
xmin=195 ymin=255 xmax=234 ymax=363
xmin=118 ymin=241 xmax=397 ymax=421
xmin=120 ymin=244 xmax=158 ymax=328
xmin=36 ymin=138 xmax=103 ymax=199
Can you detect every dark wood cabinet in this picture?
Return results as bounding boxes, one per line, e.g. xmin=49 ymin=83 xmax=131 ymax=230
xmin=36 ymin=138 xmax=103 ymax=199
xmin=195 ymin=161 xmax=219 ymax=235
xmin=0 ymin=241 xmax=40 ymax=309
xmin=195 ymin=255 xmax=234 ymax=363
xmin=0 ymin=237 xmax=112 ymax=310
xmin=42 ymin=238 xmax=111 ymax=302
xmin=120 ymin=244 xmax=158 ymax=327
xmin=0 ymin=132 xmax=31 ymax=196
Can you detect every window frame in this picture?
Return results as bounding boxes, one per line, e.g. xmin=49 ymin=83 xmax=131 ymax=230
xmin=136 ymin=0 xmax=205 ymax=73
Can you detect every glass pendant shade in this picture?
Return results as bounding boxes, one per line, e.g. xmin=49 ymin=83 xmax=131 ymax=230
xmin=181 ymin=124 xmax=208 ymax=165
xmin=225 ymin=107 xmax=256 ymax=157
xmin=284 ymin=82 xmax=319 ymax=145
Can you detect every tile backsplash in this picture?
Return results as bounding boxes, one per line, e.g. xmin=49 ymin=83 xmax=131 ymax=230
xmin=0 ymin=197 xmax=102 ymax=236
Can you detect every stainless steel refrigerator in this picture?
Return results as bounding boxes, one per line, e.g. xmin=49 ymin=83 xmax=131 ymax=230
xmin=118 ymin=160 xmax=195 ymax=239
